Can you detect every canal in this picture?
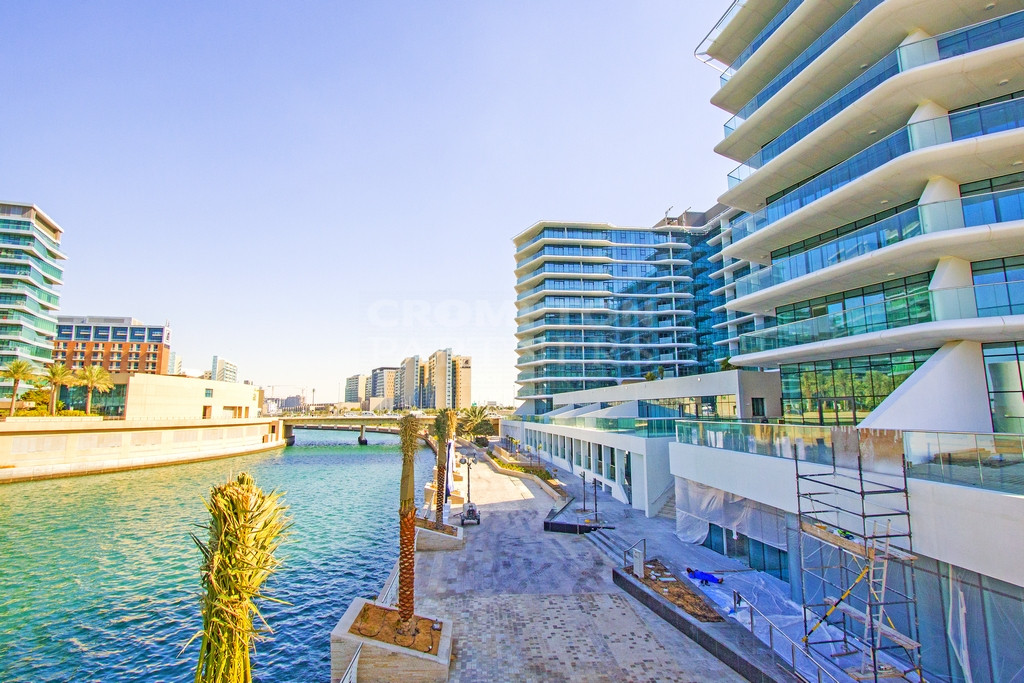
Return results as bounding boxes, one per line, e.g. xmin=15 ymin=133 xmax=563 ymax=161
xmin=0 ymin=429 xmax=433 ymax=682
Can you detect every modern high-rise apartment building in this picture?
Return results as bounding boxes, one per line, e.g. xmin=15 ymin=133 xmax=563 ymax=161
xmin=344 ymin=374 xmax=368 ymax=403
xmin=426 ymin=349 xmax=453 ymax=410
xmin=0 ymin=203 xmax=65 ymax=395
xmin=370 ymin=366 xmax=397 ymax=408
xmin=167 ymin=351 xmax=182 ymax=375
xmin=397 ymin=356 xmax=424 ymax=409
xmin=665 ymin=2 xmax=1024 ymax=680
xmin=211 ymin=356 xmax=237 ymax=383
xmin=54 ymin=316 xmax=170 ymax=374
xmin=453 ymin=355 xmax=471 ymax=409
xmin=513 ymin=220 xmax=727 ymax=414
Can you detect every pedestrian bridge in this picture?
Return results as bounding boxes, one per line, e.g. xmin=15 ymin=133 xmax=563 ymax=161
xmin=279 ymin=415 xmax=435 ymax=445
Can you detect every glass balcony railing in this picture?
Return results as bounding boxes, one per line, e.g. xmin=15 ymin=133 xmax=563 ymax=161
xmin=737 ymin=280 xmax=1024 ymax=354
xmin=519 ymin=414 xmax=682 ymax=438
xmin=723 ymin=0 xmax=885 ymax=136
xmin=675 ymin=420 xmax=1024 ymax=495
xmin=727 ymin=9 xmax=1024 ymax=181
xmin=516 ymin=263 xmax=611 ymax=285
xmin=905 ymin=430 xmax=1024 ymax=494
xmin=517 ymin=280 xmax=614 ymax=301
xmin=738 ymin=289 xmax=932 ymax=354
xmin=0 ymin=312 xmax=56 ymax=333
xmin=721 ymin=0 xmax=804 ymax=82
xmin=730 ymin=96 xmax=1024 ymax=245
xmin=677 ymin=419 xmax=836 ymax=464
xmin=734 ymin=185 xmax=1024 ymax=299
xmin=516 ymin=229 xmax=689 ymax=255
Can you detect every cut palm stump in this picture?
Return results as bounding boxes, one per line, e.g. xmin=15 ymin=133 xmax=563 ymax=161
xmin=624 ymin=558 xmax=724 ymax=623
xmin=350 ymin=603 xmax=443 ymax=654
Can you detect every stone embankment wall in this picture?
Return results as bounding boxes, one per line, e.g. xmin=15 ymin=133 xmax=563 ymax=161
xmin=0 ymin=416 xmax=286 ymax=483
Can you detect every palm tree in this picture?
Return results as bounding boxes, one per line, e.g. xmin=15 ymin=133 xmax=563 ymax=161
xmin=432 ymin=408 xmax=457 ymax=527
xmin=397 ymin=414 xmax=419 ymax=634
xmin=42 ymin=363 xmax=75 ymax=416
xmin=1 ymin=359 xmax=37 ymax=417
xmin=75 ymin=365 xmax=114 ymax=416
xmin=458 ymin=405 xmax=492 ymax=436
xmin=191 ymin=472 xmax=288 ymax=683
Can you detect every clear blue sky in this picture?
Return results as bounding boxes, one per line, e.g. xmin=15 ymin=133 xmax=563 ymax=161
xmin=1 ymin=1 xmax=733 ymax=405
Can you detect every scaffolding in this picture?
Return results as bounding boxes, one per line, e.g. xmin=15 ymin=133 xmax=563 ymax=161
xmin=795 ymin=428 xmax=923 ymax=681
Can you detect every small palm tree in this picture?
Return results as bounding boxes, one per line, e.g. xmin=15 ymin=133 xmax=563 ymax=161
xmin=397 ymin=414 xmax=419 ymax=633
xmin=75 ymin=365 xmax=114 ymax=415
xmin=191 ymin=472 xmax=288 ymax=683
xmin=1 ymin=359 xmax=37 ymax=417
xmin=43 ymin=363 xmax=76 ymax=416
xmin=458 ymin=405 xmax=492 ymax=436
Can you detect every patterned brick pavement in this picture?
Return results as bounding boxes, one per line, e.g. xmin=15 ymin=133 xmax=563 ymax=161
xmin=413 ymin=448 xmax=743 ymax=682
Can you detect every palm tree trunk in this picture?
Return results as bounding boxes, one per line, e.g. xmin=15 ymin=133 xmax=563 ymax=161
xmin=50 ymin=385 xmax=58 ymax=416
xmin=434 ymin=442 xmax=446 ymax=528
xmin=85 ymin=385 xmax=93 ymax=415
xmin=8 ymin=379 xmax=18 ymax=417
xmin=397 ymin=507 xmax=416 ymax=627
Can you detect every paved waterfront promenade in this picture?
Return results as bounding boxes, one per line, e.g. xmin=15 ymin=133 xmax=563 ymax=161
xmin=415 ymin=443 xmax=743 ymax=682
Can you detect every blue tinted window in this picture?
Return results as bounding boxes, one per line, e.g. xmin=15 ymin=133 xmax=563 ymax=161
xmin=56 ymin=325 xmax=72 ymax=340
xmin=129 ymin=327 xmax=145 ymax=341
xmin=94 ymin=326 xmax=110 ymax=341
xmin=74 ymin=326 xmax=91 ymax=341
xmin=112 ymin=327 xmax=128 ymax=341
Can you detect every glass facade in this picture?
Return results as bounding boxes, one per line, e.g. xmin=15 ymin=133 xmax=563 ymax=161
xmin=982 ymin=341 xmax=1024 ymax=434
xmin=0 ymin=205 xmax=64 ymax=397
xmin=780 ymin=350 xmax=936 ymax=425
xmin=515 ymin=222 xmax=719 ymax=411
xmin=638 ymin=395 xmax=738 ymax=420
xmin=740 ymin=273 xmax=934 ymax=354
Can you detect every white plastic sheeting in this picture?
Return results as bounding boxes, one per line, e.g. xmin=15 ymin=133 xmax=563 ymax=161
xmin=673 ymin=476 xmax=787 ymax=548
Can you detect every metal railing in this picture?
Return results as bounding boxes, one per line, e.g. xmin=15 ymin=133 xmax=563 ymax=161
xmin=733 ymin=590 xmax=843 ymax=683
xmin=622 ymin=537 xmax=646 ymax=569
xmin=338 ymin=642 xmax=361 ymax=683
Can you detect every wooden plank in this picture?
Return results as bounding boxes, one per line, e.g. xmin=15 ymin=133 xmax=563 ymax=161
xmin=823 ymin=599 xmax=921 ymax=649
xmin=800 ymin=522 xmax=916 ymax=561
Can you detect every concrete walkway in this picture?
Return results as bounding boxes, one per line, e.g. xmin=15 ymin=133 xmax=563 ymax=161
xmin=415 ymin=442 xmax=744 ymax=682
xmin=510 ymin=446 xmax=853 ymax=683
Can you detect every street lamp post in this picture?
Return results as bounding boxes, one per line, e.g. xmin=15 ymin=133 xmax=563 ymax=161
xmin=459 ymin=455 xmax=477 ymax=503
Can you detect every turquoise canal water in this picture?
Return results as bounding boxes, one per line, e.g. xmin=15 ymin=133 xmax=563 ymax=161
xmin=0 ymin=430 xmax=433 ymax=682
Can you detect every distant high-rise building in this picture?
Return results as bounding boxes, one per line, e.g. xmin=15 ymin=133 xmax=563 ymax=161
xmin=426 ymin=348 xmax=453 ymax=409
xmin=397 ymin=356 xmax=426 ymax=409
xmin=370 ymin=366 xmax=397 ymax=409
xmin=54 ymin=316 xmax=171 ymax=375
xmin=453 ymin=355 xmax=471 ymax=410
xmin=0 ymin=203 xmax=65 ymax=398
xmin=344 ymin=374 xmax=368 ymax=403
xmin=211 ymin=356 xmax=237 ymax=383
xmin=167 ymin=351 xmax=182 ymax=375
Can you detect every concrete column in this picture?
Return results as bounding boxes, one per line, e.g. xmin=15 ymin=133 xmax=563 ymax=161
xmin=909 ymin=100 xmax=951 ymax=150
xmin=930 ymin=256 xmax=977 ymax=320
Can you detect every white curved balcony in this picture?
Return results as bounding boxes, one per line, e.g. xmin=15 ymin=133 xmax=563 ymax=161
xmin=716 ymin=0 xmax=1017 ymax=162
xmin=722 ymin=100 xmax=1024 ymax=263
xmin=729 ymin=188 xmax=1024 ymax=312
xmin=724 ymin=19 xmax=1024 ymax=208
